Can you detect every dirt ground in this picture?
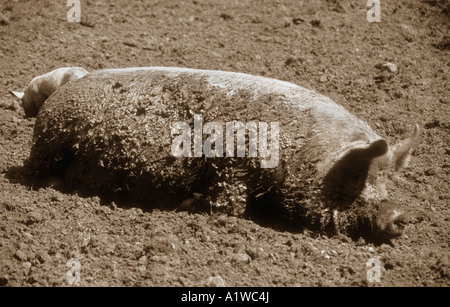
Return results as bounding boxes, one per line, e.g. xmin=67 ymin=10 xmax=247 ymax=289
xmin=0 ymin=0 xmax=448 ymax=287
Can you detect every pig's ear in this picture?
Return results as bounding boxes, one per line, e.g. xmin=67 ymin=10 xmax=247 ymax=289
xmin=323 ymin=139 xmax=388 ymax=201
xmin=360 ymin=139 xmax=389 ymax=158
xmin=8 ymin=90 xmax=24 ymax=100
xmin=329 ymin=139 xmax=389 ymax=176
xmin=390 ymin=125 xmax=420 ymax=171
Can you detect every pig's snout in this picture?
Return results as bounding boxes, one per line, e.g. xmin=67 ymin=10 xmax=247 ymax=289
xmin=385 ymin=209 xmax=408 ymax=237
xmin=376 ymin=203 xmax=409 ymax=239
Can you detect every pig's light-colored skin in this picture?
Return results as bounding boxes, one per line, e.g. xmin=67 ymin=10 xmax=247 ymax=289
xmin=9 ymin=67 xmax=88 ymax=117
xmin=29 ymin=67 xmax=420 ymax=241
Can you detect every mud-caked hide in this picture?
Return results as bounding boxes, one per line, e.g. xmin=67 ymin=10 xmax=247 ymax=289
xmin=29 ymin=67 xmax=420 ymax=240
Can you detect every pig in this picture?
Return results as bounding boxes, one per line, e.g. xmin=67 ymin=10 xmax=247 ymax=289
xmin=9 ymin=67 xmax=89 ymax=117
xmin=27 ymin=67 xmax=420 ymax=241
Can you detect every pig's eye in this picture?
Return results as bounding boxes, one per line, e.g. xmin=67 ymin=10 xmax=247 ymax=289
xmin=367 ymin=161 xmax=380 ymax=184
xmin=374 ymin=154 xmax=389 ymax=171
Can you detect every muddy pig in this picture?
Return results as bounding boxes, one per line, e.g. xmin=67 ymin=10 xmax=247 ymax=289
xmin=28 ymin=67 xmax=420 ymax=241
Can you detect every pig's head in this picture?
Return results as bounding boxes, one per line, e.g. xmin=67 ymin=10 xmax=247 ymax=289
xmin=9 ymin=88 xmax=39 ymax=117
xmin=9 ymin=87 xmax=46 ymax=117
xmin=322 ymin=125 xmax=420 ymax=241
xmin=8 ymin=67 xmax=88 ymax=118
